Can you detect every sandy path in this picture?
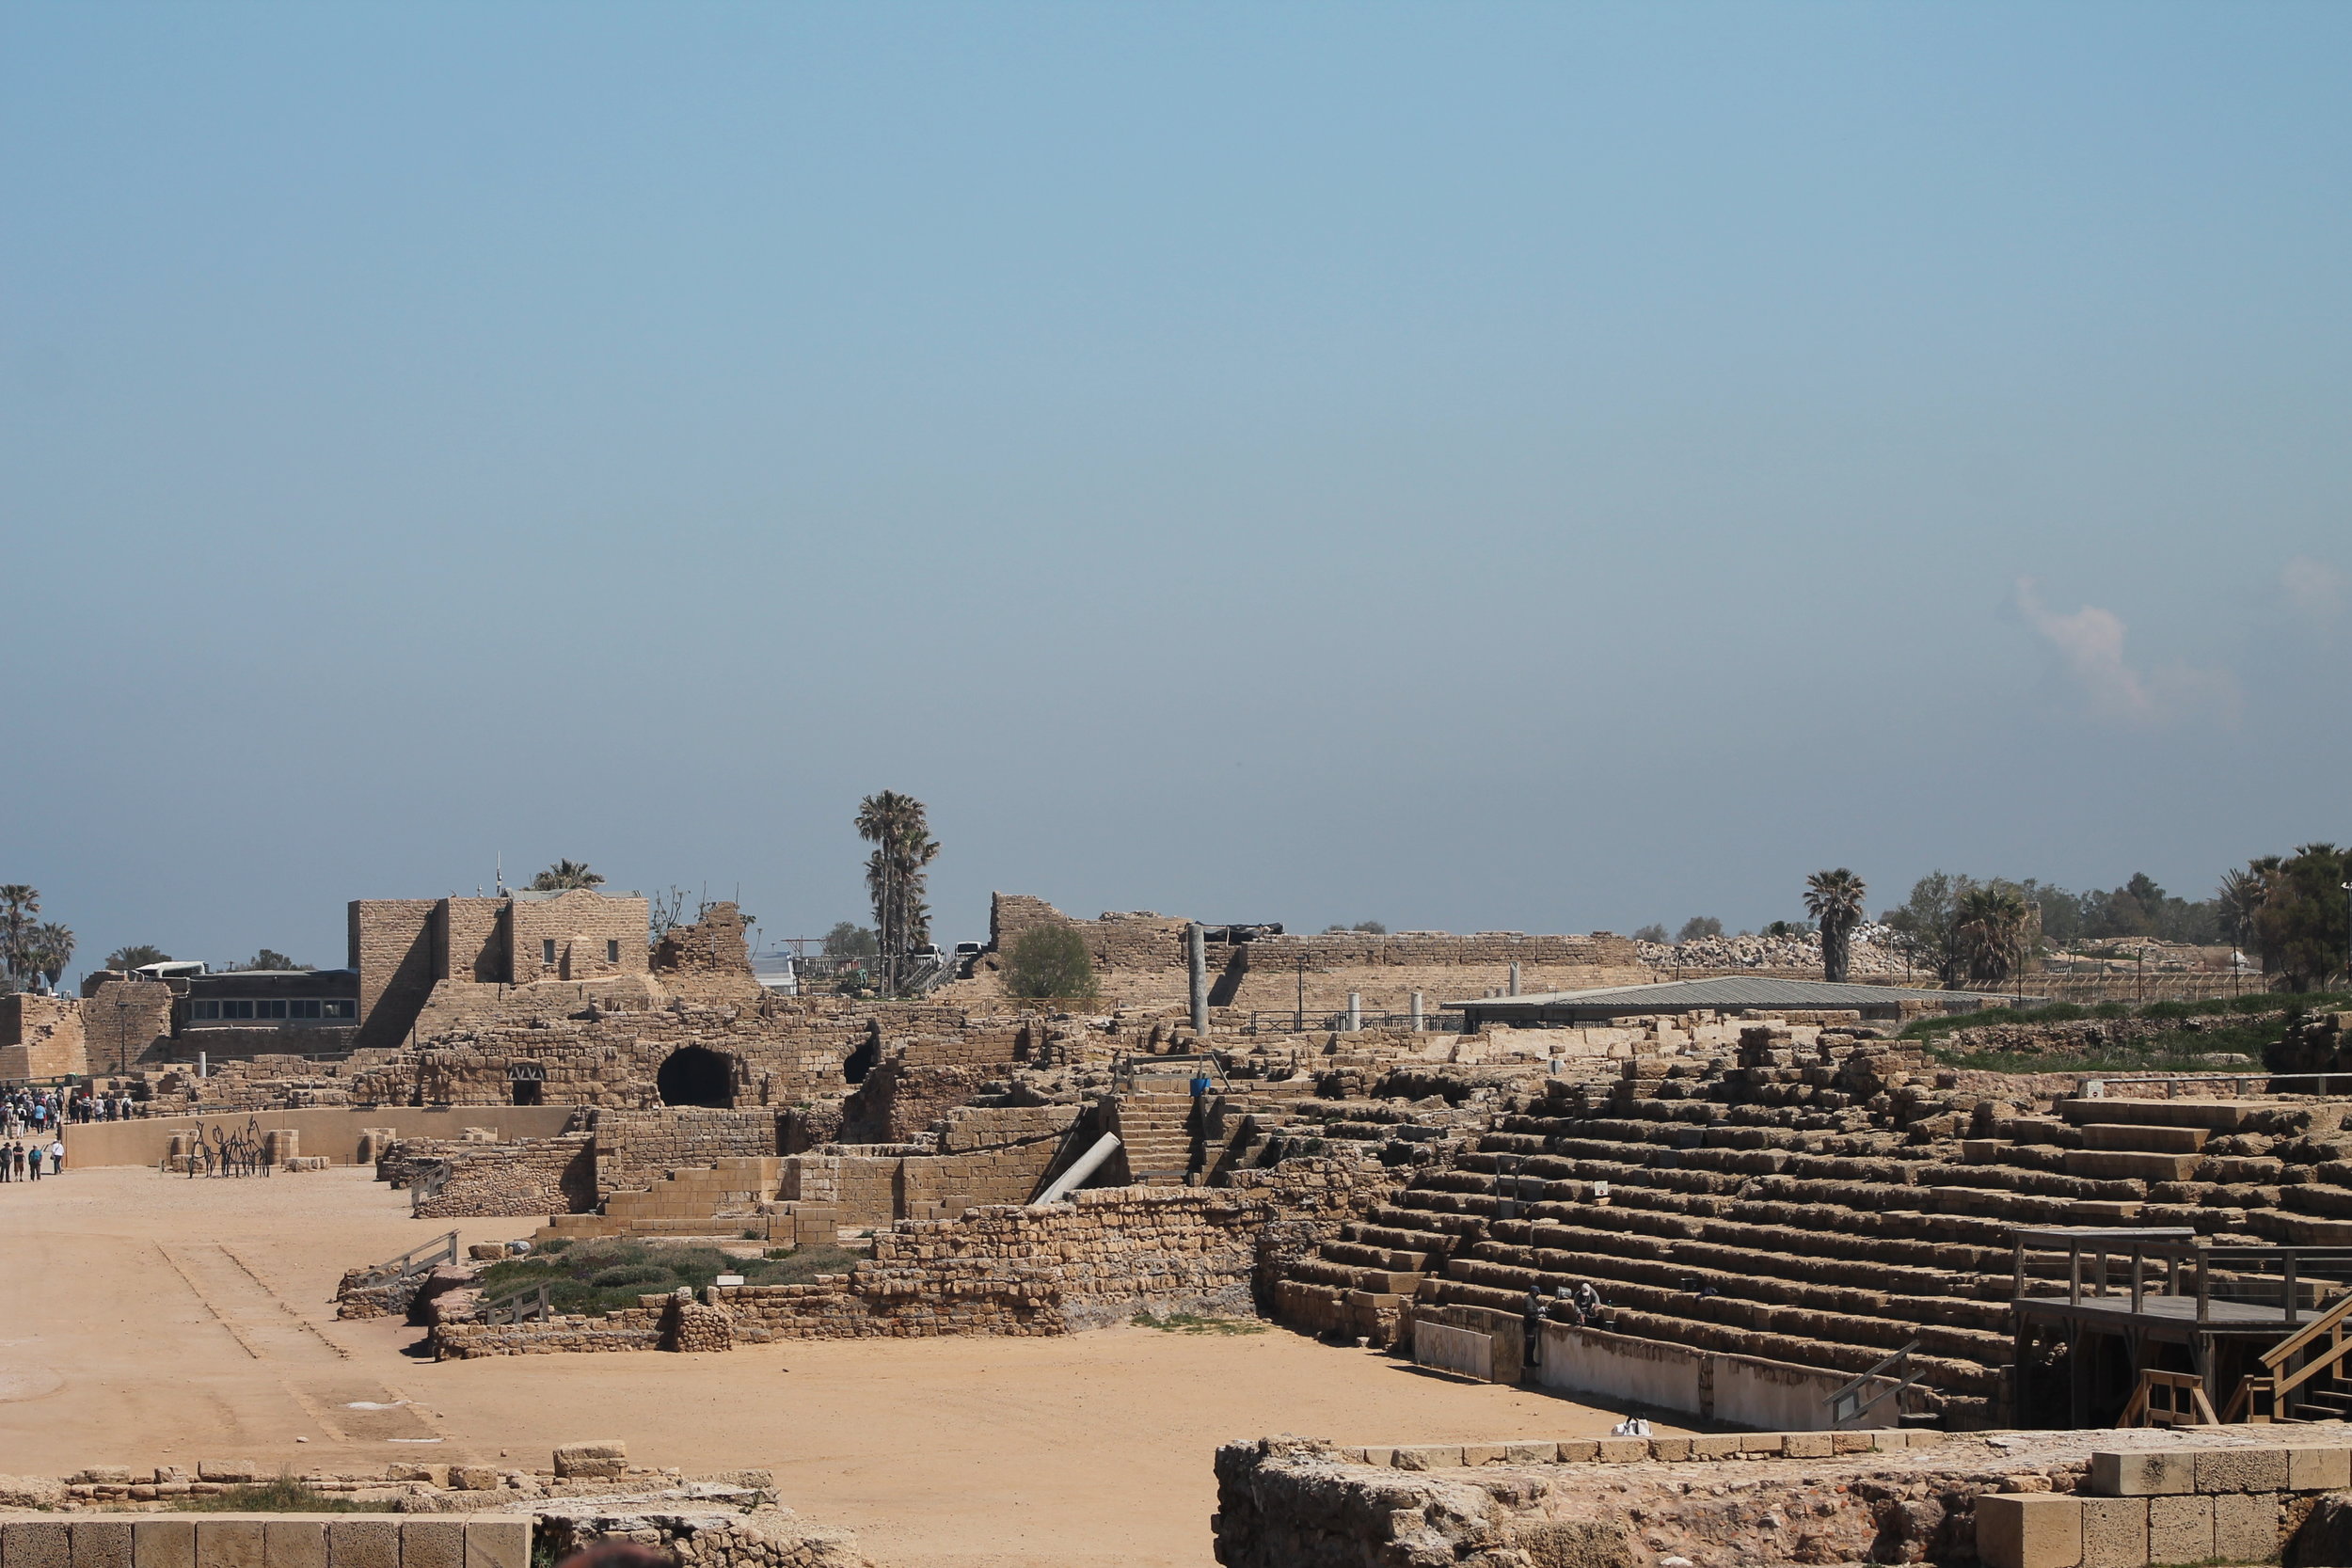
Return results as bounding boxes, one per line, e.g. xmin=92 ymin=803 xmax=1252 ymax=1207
xmin=0 ymin=1166 xmax=1653 ymax=1567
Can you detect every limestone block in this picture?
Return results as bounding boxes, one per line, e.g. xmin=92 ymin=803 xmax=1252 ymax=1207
xmin=1554 ymin=1439 xmax=1600 ymax=1463
xmin=71 ymin=1520 xmax=133 ymax=1568
xmin=326 ymin=1520 xmax=398 ymax=1568
xmin=1781 ymin=1433 xmax=1833 ymax=1460
xmin=1979 ymin=1494 xmax=2084 ymax=1568
xmin=2193 ymin=1446 xmax=2287 ymax=1495
xmin=263 ymin=1521 xmax=326 ymax=1568
xmin=1460 ymin=1444 xmax=1510 ymax=1466
xmin=2145 ymin=1495 xmax=2213 ymax=1565
xmin=399 ymin=1520 xmax=466 ymax=1568
xmin=129 ymin=1522 xmax=193 ymax=1568
xmin=194 ymin=1520 xmax=266 ymax=1568
xmin=448 ymin=1467 xmax=501 ymax=1492
xmin=2287 ymin=1443 xmax=2352 ymax=1493
xmin=2212 ymin=1492 xmax=2279 ymax=1562
xmin=461 ymin=1522 xmax=529 ymax=1568
xmin=1391 ymin=1445 xmax=1463 ymax=1470
xmin=2091 ymin=1451 xmax=2193 ymax=1497
xmin=198 ymin=1461 xmax=260 ymax=1483
xmin=8 ymin=1521 xmax=72 ymax=1568
xmin=1596 ymin=1438 xmax=1648 ymax=1464
xmin=1649 ymin=1438 xmax=1694 ymax=1462
xmin=2080 ymin=1497 xmax=2147 ymax=1568
xmin=550 ymin=1443 xmax=626 ymax=1480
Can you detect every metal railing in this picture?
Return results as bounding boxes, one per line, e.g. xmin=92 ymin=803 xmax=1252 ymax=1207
xmin=2080 ymin=1070 xmax=2352 ymax=1100
xmin=1240 ymin=1011 xmax=1466 ymax=1036
xmin=1112 ymin=1052 xmax=1231 ymax=1093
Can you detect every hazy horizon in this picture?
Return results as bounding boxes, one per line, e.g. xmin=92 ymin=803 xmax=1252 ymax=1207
xmin=5 ymin=3 xmax=2346 ymax=982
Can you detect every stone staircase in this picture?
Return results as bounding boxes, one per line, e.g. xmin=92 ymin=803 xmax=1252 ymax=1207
xmin=541 ymin=1156 xmax=782 ymax=1241
xmin=1109 ymin=1089 xmax=1200 ymax=1186
xmin=1276 ymin=1024 xmax=2352 ymax=1426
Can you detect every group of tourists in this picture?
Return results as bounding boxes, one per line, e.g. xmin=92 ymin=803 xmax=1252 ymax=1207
xmin=68 ymin=1088 xmax=139 ymax=1122
xmin=0 ymin=1136 xmax=62 ymax=1181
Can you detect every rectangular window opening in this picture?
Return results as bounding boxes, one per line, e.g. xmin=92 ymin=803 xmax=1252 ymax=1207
xmin=542 ymin=938 xmax=557 ymax=965
xmin=606 ymin=939 xmax=620 ymax=964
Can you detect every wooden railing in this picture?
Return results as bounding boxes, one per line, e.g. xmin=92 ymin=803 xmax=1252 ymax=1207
xmin=2226 ymin=1291 xmax=2352 ymax=1422
xmin=2121 ymin=1369 xmax=2218 ymax=1427
xmin=352 ymin=1229 xmax=460 ymax=1290
xmin=480 ymin=1282 xmax=551 ymax=1325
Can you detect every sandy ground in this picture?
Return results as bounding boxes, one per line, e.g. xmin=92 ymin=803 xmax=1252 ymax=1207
xmin=0 ymin=1165 xmax=1656 ymax=1568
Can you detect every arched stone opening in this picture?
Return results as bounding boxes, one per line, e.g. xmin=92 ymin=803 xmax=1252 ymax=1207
xmin=657 ymin=1045 xmax=735 ymax=1108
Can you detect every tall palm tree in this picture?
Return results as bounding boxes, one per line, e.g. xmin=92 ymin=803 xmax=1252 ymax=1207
xmin=0 ymin=885 xmax=39 ymax=990
xmin=2217 ymin=863 xmax=2273 ymax=956
xmin=1955 ymin=883 xmax=2032 ymax=985
xmin=529 ymin=860 xmax=605 ymax=892
xmin=1803 ymin=869 xmax=1868 ymax=983
xmin=856 ymin=792 xmax=941 ymax=993
xmin=25 ymin=923 xmax=72 ymax=991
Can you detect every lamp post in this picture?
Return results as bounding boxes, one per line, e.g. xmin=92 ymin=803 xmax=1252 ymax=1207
xmin=2341 ymin=882 xmax=2351 ymax=992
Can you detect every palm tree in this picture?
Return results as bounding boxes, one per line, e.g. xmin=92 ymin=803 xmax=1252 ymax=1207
xmin=856 ymin=792 xmax=941 ymax=993
xmin=2217 ymin=863 xmax=2273 ymax=956
xmin=107 ymin=944 xmax=171 ymax=972
xmin=529 ymin=860 xmax=605 ymax=892
xmin=25 ymin=923 xmax=73 ymax=991
xmin=1955 ymin=883 xmax=2032 ymax=985
xmin=0 ymin=885 xmax=39 ymax=991
xmin=1802 ymin=869 xmax=1868 ymax=983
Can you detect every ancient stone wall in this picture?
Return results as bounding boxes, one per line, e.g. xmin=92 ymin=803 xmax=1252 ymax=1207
xmin=350 ymin=899 xmax=439 ymax=1050
xmin=0 ymin=992 xmax=87 ymax=1079
xmin=349 ymin=991 xmax=871 ymax=1109
xmin=510 ymin=890 xmax=648 ymax=984
xmin=74 ymin=977 xmax=174 ymax=1072
xmin=594 ymin=1108 xmax=782 ymax=1197
xmin=389 ymin=1133 xmax=597 ymax=1217
xmin=437 ymin=897 xmax=506 ymax=985
xmin=652 ymin=902 xmax=753 ymax=976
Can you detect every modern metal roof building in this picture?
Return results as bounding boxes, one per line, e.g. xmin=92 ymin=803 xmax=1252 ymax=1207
xmin=1444 ymin=975 xmax=2027 ymax=1029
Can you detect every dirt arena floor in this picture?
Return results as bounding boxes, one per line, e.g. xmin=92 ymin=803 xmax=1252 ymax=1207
xmin=0 ymin=1165 xmax=1659 ymax=1567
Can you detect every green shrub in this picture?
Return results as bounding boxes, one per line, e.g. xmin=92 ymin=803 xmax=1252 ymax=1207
xmin=177 ymin=1478 xmax=365 ymax=1513
xmin=1003 ymin=925 xmax=1096 ymax=1001
xmin=587 ymin=1263 xmax=673 ymax=1290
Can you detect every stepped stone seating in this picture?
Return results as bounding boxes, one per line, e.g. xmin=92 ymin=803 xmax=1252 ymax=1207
xmin=1275 ymin=1022 xmax=2352 ymax=1425
xmin=554 ymin=1157 xmax=783 ymax=1239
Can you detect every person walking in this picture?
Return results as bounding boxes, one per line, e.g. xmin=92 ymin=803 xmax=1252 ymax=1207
xmin=47 ymin=1137 xmax=63 ymax=1177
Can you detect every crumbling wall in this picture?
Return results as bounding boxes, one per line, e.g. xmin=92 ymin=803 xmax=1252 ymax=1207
xmin=0 ymin=992 xmax=87 ymax=1079
xmin=652 ymin=901 xmax=754 ymax=977
xmin=389 ymin=1133 xmax=596 ymax=1217
xmin=73 ymin=976 xmax=173 ymax=1070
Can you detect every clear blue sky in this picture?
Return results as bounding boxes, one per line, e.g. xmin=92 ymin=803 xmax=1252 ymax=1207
xmin=5 ymin=2 xmax=2347 ymax=976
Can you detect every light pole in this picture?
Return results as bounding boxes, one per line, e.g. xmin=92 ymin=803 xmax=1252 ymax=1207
xmin=2341 ymin=882 xmax=2351 ymax=992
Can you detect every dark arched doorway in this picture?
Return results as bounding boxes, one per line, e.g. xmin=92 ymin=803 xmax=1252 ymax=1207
xmin=657 ymin=1045 xmax=735 ymax=1108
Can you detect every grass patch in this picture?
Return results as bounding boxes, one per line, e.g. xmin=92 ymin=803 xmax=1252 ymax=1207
xmin=1904 ymin=991 xmax=2352 ymax=1076
xmin=478 ymin=1240 xmax=867 ymax=1318
xmin=176 ymin=1478 xmax=366 ymax=1513
xmin=1133 ymin=1311 xmax=1267 ymax=1335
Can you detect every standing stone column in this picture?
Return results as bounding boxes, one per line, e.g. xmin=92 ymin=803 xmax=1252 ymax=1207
xmin=1187 ymin=923 xmax=1209 ymax=1038
xmin=1409 ymin=991 xmax=1424 ymax=1032
xmin=1346 ymin=992 xmax=1362 ymax=1033
xmin=1509 ymin=962 xmax=1521 ymax=996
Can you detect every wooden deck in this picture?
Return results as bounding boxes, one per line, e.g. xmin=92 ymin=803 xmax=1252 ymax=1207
xmin=2014 ymin=1291 xmax=2315 ymax=1338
